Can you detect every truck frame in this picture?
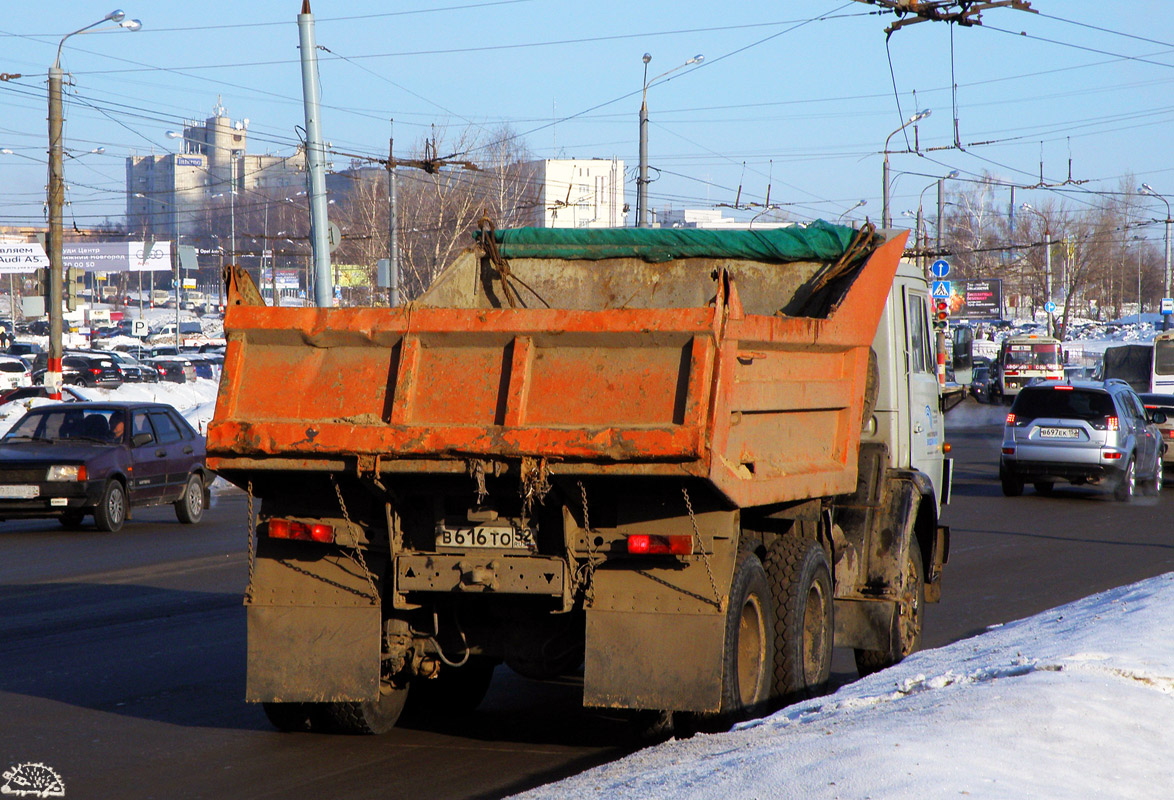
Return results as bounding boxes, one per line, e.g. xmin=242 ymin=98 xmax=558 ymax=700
xmin=207 ymin=223 xmax=951 ymax=733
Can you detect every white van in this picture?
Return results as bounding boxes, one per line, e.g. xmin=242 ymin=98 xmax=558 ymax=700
xmin=151 ymin=289 xmax=174 ymax=308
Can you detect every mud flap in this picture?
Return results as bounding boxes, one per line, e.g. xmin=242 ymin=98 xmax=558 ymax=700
xmin=245 ymin=547 xmax=382 ymax=703
xmin=832 ymin=597 xmax=896 ymax=651
xmin=246 ymin=603 xmax=381 ymax=703
xmin=584 ymin=608 xmax=725 ymax=713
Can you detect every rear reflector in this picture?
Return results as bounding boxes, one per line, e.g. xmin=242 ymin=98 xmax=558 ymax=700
xmin=627 ymin=534 xmax=693 ymax=555
xmin=267 ymin=518 xmax=335 ymax=543
xmin=1002 ymin=447 xmax=1015 ymax=455
xmin=1104 ymin=452 xmax=1123 ymax=460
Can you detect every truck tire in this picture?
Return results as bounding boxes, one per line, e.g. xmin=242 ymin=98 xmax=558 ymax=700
xmin=325 ymin=678 xmax=409 ymax=735
xmin=174 ymin=473 xmax=205 ymax=524
xmin=854 ymin=537 xmax=924 ymax=678
xmin=94 ymin=480 xmax=126 ymax=533
xmin=764 ymin=536 xmax=833 ymax=704
xmin=404 ymin=656 xmax=497 ymax=718
xmin=719 ymin=550 xmax=775 ymax=717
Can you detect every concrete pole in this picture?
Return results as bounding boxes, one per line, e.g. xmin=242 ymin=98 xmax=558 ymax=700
xmin=638 ymin=101 xmax=649 ymax=228
xmin=936 ymin=179 xmax=945 ymax=252
xmin=297 ymin=1 xmax=333 ymax=307
xmin=1046 ymin=232 xmax=1054 ymax=334
xmin=389 ymin=124 xmax=399 ymax=306
xmin=1165 ymin=217 xmax=1171 ymax=331
xmin=46 ymin=64 xmax=64 ymax=399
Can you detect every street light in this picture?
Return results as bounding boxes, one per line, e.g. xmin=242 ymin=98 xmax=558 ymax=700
xmin=918 ymin=170 xmax=959 ymax=254
xmin=1020 ymin=203 xmax=1054 ymax=338
xmin=836 ymin=199 xmax=867 ymax=222
xmin=1139 ymin=183 xmax=1172 ymax=330
xmin=881 ymin=109 xmax=931 ymax=228
xmin=637 ymin=52 xmax=704 ymax=228
xmin=47 ymin=9 xmax=141 ymax=398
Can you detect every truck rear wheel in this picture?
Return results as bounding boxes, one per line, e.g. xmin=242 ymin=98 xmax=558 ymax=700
xmin=719 ymin=550 xmax=775 ymax=717
xmin=325 ymin=678 xmax=410 ymax=735
xmin=855 ymin=537 xmax=924 ymax=678
xmin=764 ymin=536 xmax=833 ymax=703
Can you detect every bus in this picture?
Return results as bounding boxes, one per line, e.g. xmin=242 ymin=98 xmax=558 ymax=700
xmin=1152 ymin=330 xmax=1174 ymax=394
xmin=997 ymin=334 xmax=1064 ymax=402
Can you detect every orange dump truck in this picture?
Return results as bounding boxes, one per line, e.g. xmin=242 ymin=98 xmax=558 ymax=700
xmin=208 ymin=223 xmax=951 ymax=734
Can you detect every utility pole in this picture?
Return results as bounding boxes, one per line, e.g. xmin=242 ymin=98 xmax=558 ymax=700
xmin=47 ymin=63 xmax=64 ymax=398
xmin=388 ymin=122 xmax=399 ymax=306
xmin=297 ymin=0 xmax=332 ymax=308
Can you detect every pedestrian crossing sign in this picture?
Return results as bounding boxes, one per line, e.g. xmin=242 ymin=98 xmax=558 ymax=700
xmin=932 ymin=280 xmax=951 ymax=299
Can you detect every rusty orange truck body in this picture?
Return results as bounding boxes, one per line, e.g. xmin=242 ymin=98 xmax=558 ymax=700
xmin=208 ymin=224 xmax=951 ymax=734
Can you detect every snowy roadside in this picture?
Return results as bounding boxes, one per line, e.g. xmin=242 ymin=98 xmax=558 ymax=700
xmin=513 ymin=574 xmax=1174 ymax=800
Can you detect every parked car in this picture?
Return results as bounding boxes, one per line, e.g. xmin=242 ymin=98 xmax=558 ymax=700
xmin=0 ymin=401 xmax=209 ymax=531
xmin=0 ymin=386 xmax=85 ymax=406
xmin=0 ymin=354 xmax=32 ymax=390
xmin=32 ymin=352 xmax=123 ymax=389
xmin=24 ymin=320 xmax=50 ymax=336
xmin=1138 ymin=393 xmax=1174 ymax=466
xmin=102 ymin=350 xmax=158 ymax=383
xmin=144 ymin=356 xmax=196 ymax=383
xmin=1000 ymin=380 xmax=1165 ymax=501
xmin=7 ymin=342 xmax=45 ymax=359
xmin=151 ymin=289 xmax=174 ymax=308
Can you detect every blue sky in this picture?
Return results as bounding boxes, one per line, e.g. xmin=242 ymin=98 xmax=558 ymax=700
xmin=1 ymin=1 xmax=1172 ymax=236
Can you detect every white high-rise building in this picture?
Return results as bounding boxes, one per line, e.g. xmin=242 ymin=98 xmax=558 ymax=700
xmin=522 ymin=159 xmax=625 ymax=228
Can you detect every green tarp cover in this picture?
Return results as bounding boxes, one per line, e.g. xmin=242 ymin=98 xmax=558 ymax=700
xmin=475 ymin=220 xmax=872 ymax=264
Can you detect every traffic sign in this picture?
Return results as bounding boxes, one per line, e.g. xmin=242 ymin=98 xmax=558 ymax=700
xmin=930 ymin=259 xmax=950 ymax=279
xmin=932 ymin=280 xmax=951 ymax=299
xmin=1162 ymin=298 xmax=1173 ymax=315
xmin=1044 ymin=301 xmax=1056 ymax=314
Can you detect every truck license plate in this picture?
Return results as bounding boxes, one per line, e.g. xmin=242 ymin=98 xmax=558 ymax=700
xmin=436 ymin=526 xmax=527 ymax=550
xmin=1039 ymin=427 xmax=1079 ymax=439
xmin=0 ymin=485 xmax=38 ymax=498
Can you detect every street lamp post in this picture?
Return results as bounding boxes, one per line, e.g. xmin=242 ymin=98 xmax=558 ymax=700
xmin=48 ymin=9 xmax=140 ymax=398
xmin=1139 ymin=183 xmax=1172 ymax=331
xmin=836 ymin=199 xmax=867 ymax=222
xmin=1020 ymin=203 xmax=1053 ymax=338
xmin=637 ymin=52 xmax=703 ymax=228
xmin=881 ymin=110 xmax=931 ymax=229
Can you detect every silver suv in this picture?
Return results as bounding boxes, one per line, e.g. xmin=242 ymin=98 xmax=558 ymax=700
xmin=1000 ymin=379 xmax=1165 ymax=501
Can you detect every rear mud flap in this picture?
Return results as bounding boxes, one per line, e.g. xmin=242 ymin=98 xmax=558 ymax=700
xmin=246 ymin=603 xmax=381 ymax=703
xmin=584 ymin=609 xmax=725 ymax=713
xmin=833 ymin=597 xmax=896 ymax=651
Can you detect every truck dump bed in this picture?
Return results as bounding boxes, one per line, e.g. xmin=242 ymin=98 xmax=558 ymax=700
xmin=208 ymin=223 xmax=906 ymax=508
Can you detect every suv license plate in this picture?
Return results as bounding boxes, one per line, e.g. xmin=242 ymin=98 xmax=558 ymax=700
xmin=1039 ymin=427 xmax=1080 ymax=439
xmin=0 ymin=485 xmax=38 ymax=498
xmin=436 ymin=526 xmax=527 ymax=550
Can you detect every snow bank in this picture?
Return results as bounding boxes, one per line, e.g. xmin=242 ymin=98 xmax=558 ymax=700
xmin=514 ymin=574 xmax=1174 ymax=800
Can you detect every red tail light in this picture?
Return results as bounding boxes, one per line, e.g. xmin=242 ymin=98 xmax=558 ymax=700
xmin=1053 ymin=384 xmax=1072 ymax=389
xmin=1108 ymin=416 xmax=1119 ymax=431
xmin=89 ymin=368 xmax=101 ymax=375
xmin=627 ymin=534 xmax=693 ymax=555
xmin=1005 ymin=412 xmax=1016 ymax=425
xmin=267 ymin=518 xmax=335 ymax=543
xmin=1104 ymin=451 xmax=1123 ymax=460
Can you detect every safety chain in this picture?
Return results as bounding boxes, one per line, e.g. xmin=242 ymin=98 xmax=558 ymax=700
xmin=332 ymin=475 xmax=380 ymax=605
xmin=575 ymin=480 xmax=599 ymax=605
xmin=244 ymin=480 xmax=256 ymax=601
xmin=682 ymin=486 xmax=724 ymax=611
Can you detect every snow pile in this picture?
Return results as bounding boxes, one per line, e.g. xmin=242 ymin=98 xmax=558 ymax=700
xmin=0 ymin=379 xmax=220 ymax=437
xmin=515 ymin=574 xmax=1174 ymax=800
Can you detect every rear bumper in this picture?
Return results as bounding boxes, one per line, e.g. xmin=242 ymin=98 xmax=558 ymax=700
xmin=1000 ymin=456 xmax=1123 ymax=483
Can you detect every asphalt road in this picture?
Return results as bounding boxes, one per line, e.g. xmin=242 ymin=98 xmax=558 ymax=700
xmin=3 ymin=411 xmax=1173 ymax=799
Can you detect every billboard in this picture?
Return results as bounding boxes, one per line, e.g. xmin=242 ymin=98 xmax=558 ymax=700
xmin=0 ymin=240 xmax=173 ymax=275
xmin=952 ymin=279 xmax=1003 ymax=320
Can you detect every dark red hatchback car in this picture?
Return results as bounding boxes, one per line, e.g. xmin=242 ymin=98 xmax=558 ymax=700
xmin=0 ymin=401 xmax=210 ymax=531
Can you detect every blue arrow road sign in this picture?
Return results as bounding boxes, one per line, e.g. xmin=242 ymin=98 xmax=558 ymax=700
xmin=1044 ymin=301 xmax=1056 ymax=313
xmin=931 ymin=259 xmax=950 ymax=278
xmin=932 ymin=280 xmax=951 ymax=299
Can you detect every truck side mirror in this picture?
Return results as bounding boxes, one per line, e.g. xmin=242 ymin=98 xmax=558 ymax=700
xmin=952 ymin=326 xmax=973 ymax=371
